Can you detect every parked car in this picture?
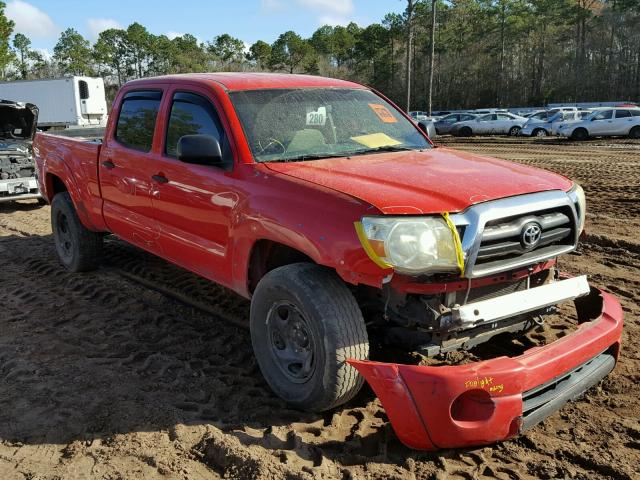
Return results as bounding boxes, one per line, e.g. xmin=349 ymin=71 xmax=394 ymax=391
xmin=557 ymin=107 xmax=640 ymax=140
xmin=34 ymin=73 xmax=622 ymax=451
xmin=522 ymin=110 xmax=547 ymax=119
xmin=549 ymin=110 xmax=593 ymax=136
xmin=520 ymin=110 xmax=591 ymax=137
xmin=434 ymin=112 xmax=478 ymax=135
xmin=417 ymin=119 xmax=437 ymax=138
xmin=0 ymin=100 xmax=42 ymax=202
xmin=472 ymin=108 xmax=508 ymax=115
xmin=451 ymin=112 xmax=527 ymax=136
xmin=409 ymin=111 xmax=430 ymax=122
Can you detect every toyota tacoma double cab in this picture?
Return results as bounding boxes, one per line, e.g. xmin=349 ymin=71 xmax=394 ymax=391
xmin=34 ymin=73 xmax=623 ymax=450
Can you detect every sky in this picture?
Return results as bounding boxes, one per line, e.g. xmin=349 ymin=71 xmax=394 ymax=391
xmin=5 ymin=0 xmax=406 ymax=55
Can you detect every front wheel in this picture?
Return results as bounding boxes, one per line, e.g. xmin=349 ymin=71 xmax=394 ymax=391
xmin=508 ymin=126 xmax=521 ymax=136
xmin=250 ymin=263 xmax=369 ymax=412
xmin=571 ymin=128 xmax=589 ymax=141
xmin=51 ymin=192 xmax=103 ymax=272
xmin=533 ymin=128 xmax=547 ymax=137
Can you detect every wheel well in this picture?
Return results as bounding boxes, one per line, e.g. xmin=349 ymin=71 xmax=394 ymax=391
xmin=46 ymin=174 xmax=67 ymax=200
xmin=248 ymin=240 xmax=314 ymax=293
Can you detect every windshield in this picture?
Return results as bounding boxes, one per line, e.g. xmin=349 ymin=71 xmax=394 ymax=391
xmin=547 ymin=112 xmax=563 ymax=122
xmin=229 ymin=88 xmax=431 ymax=163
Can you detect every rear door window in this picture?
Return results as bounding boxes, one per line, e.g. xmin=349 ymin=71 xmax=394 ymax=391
xmin=115 ymin=91 xmax=162 ymax=152
xmin=592 ymin=110 xmax=613 ymax=121
xmin=615 ymin=110 xmax=632 ymax=119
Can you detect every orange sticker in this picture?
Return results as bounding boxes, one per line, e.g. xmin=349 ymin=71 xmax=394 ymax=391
xmin=369 ymin=103 xmax=397 ymax=123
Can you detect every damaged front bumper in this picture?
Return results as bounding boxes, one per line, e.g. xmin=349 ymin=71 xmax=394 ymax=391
xmin=0 ymin=177 xmax=41 ymax=202
xmin=348 ymin=279 xmax=623 ymax=450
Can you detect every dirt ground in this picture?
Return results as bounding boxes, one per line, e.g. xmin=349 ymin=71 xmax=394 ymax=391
xmin=1 ymin=136 xmax=639 ymax=479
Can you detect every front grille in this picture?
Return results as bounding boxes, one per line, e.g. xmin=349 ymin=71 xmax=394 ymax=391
xmin=450 ymin=191 xmax=580 ymax=278
xmin=475 ymin=207 xmax=575 ymax=272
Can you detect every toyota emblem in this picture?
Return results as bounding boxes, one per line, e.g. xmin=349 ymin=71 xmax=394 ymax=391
xmin=521 ymin=222 xmax=542 ymax=249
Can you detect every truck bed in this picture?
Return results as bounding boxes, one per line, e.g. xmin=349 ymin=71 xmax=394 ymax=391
xmin=50 ymin=126 xmax=105 ymax=142
xmin=34 ymin=131 xmax=104 ymax=228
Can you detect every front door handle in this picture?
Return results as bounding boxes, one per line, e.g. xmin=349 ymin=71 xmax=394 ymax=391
xmin=152 ymin=174 xmax=169 ymax=184
xmin=102 ymin=160 xmax=115 ymax=169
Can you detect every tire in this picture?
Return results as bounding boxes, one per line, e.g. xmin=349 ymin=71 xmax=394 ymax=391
xmin=458 ymin=126 xmax=472 ymax=137
xmin=51 ymin=192 xmax=103 ymax=272
xmin=533 ymin=128 xmax=547 ymax=137
xmin=508 ymin=126 xmax=521 ymax=136
xmin=571 ymin=128 xmax=589 ymax=141
xmin=629 ymin=126 xmax=640 ymax=139
xmin=250 ymin=263 xmax=369 ymax=412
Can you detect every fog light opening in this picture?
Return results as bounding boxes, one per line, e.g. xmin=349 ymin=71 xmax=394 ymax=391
xmin=451 ymin=389 xmax=496 ymax=426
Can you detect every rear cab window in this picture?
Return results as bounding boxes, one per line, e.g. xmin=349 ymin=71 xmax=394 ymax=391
xmin=114 ymin=90 xmax=163 ymax=152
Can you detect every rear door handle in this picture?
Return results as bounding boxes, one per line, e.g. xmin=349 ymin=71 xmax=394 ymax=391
xmin=152 ymin=174 xmax=169 ymax=184
xmin=102 ymin=160 xmax=115 ymax=169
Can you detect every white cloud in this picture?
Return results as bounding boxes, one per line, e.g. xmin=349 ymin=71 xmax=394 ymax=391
xmin=87 ymin=18 xmax=121 ymax=40
xmin=296 ymin=0 xmax=354 ymax=16
xmin=166 ymin=31 xmax=185 ymax=40
xmin=35 ymin=48 xmax=52 ymax=60
xmin=6 ymin=1 xmax=58 ymax=39
xmin=261 ymin=0 xmax=285 ymax=11
xmin=318 ymin=15 xmax=351 ymax=26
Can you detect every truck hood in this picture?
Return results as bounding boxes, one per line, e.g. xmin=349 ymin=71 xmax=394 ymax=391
xmin=263 ymin=148 xmax=573 ymax=214
xmin=0 ymin=100 xmax=39 ymax=140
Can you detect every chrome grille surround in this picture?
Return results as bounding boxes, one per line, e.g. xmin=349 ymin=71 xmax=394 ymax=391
xmin=449 ymin=190 xmax=580 ymax=278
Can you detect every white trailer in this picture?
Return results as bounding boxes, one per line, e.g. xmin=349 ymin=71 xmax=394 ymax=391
xmin=0 ymin=77 xmax=108 ymax=128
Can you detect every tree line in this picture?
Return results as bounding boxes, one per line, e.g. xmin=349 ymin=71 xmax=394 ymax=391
xmin=0 ymin=0 xmax=638 ymax=111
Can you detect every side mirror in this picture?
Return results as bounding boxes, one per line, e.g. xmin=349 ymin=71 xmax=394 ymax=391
xmin=177 ymin=134 xmax=225 ymax=167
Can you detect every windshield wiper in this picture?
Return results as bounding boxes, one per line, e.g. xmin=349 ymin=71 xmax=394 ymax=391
xmin=264 ymin=145 xmax=422 ymax=163
xmin=268 ymin=152 xmax=349 ymax=163
xmin=347 ymin=145 xmax=422 ymax=156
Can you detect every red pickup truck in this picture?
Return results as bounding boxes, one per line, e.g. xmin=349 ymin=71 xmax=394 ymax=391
xmin=34 ymin=73 xmax=623 ymax=450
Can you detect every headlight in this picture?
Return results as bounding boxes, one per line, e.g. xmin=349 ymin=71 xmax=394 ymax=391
xmin=568 ymin=183 xmax=586 ymax=234
xmin=355 ymin=216 xmax=463 ymax=275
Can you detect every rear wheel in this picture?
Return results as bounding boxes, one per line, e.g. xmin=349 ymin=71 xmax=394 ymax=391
xmin=458 ymin=126 xmax=472 ymax=137
xmin=533 ymin=128 xmax=547 ymax=137
xmin=51 ymin=192 xmax=103 ymax=272
xmin=508 ymin=126 xmax=521 ymax=136
xmin=629 ymin=126 xmax=640 ymax=139
xmin=250 ymin=263 xmax=368 ymax=412
xmin=571 ymin=128 xmax=589 ymax=141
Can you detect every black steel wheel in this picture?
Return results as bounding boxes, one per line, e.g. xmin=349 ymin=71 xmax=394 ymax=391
xmin=250 ymin=263 xmax=368 ymax=412
xmin=51 ymin=192 xmax=103 ymax=272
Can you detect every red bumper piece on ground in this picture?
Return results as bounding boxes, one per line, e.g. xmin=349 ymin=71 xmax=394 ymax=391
xmin=348 ymin=287 xmax=623 ymax=450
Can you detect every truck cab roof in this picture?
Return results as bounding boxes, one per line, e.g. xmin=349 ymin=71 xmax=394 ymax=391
xmin=124 ymin=73 xmax=367 ymax=92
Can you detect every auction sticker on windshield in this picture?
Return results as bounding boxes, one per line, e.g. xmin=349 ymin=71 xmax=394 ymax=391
xmin=369 ymin=103 xmax=398 ymax=123
xmin=307 ymin=106 xmax=327 ymax=126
